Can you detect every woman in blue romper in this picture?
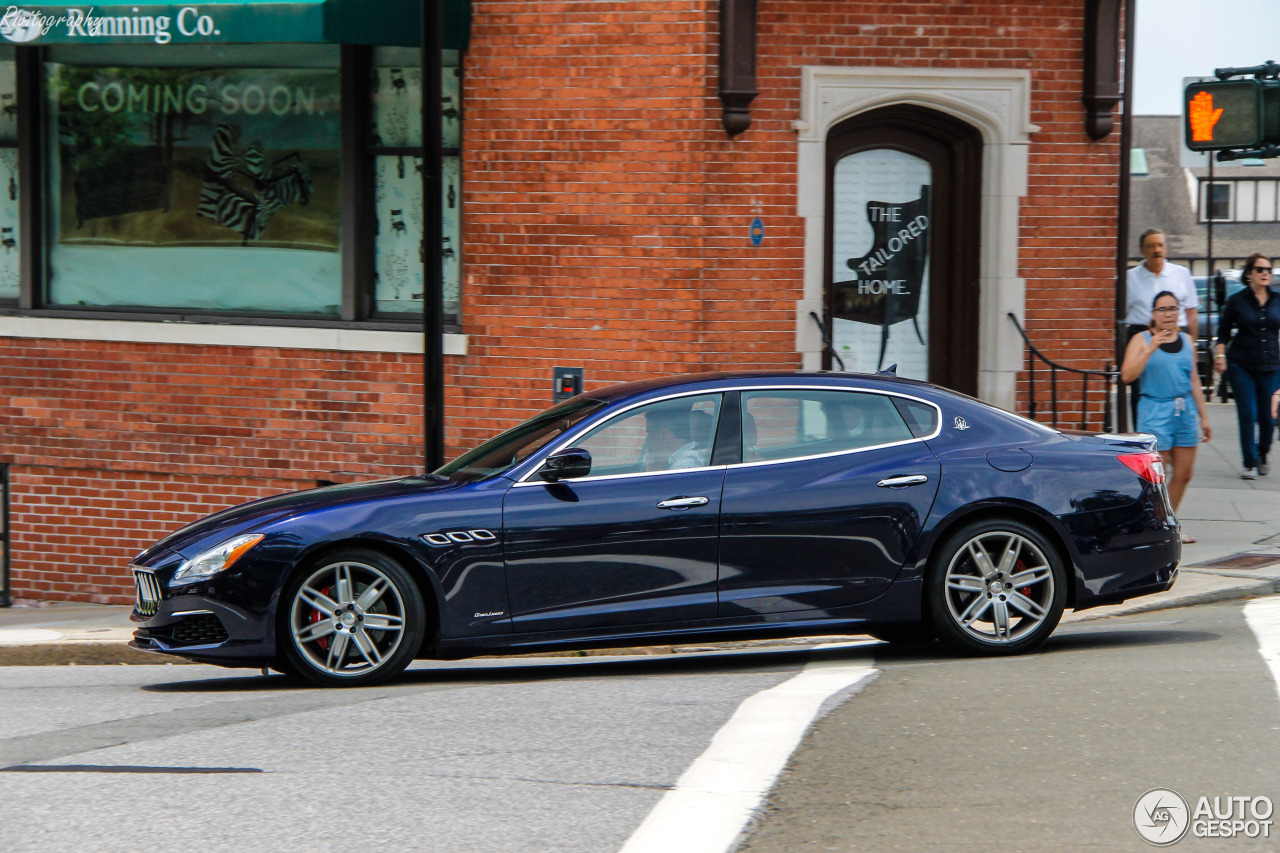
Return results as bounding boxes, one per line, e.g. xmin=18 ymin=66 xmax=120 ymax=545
xmin=1121 ymin=290 xmax=1212 ymax=542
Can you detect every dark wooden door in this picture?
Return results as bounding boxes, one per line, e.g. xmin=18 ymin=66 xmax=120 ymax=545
xmin=824 ymin=105 xmax=983 ymax=395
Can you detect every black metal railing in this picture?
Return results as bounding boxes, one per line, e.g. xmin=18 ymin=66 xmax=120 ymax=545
xmin=809 ymin=311 xmax=846 ymax=371
xmin=1008 ymin=313 xmax=1119 ymax=432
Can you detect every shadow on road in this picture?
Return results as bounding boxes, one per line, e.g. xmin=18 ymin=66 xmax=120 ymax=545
xmin=138 ymin=621 xmax=1217 ymax=693
xmin=1045 ymin=626 xmax=1220 ymax=652
xmin=139 ymin=643 xmax=882 ymax=693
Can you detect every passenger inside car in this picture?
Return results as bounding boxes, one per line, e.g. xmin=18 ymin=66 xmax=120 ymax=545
xmin=743 ymin=412 xmax=761 ymax=461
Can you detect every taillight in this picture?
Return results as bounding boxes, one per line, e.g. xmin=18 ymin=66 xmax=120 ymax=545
xmin=1118 ymin=452 xmax=1165 ymax=484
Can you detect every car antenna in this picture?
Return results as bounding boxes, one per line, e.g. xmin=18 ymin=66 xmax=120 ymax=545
xmin=876 ymin=364 xmax=898 ymax=376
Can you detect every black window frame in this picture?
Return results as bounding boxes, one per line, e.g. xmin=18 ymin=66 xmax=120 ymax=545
xmin=364 ymin=45 xmax=462 ymax=327
xmin=1203 ymin=181 xmax=1233 ymax=222
xmin=0 ymin=43 xmax=460 ymax=333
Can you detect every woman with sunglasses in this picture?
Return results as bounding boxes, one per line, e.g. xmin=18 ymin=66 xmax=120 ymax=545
xmin=1214 ymin=253 xmax=1280 ymax=479
xmin=1123 ymin=291 xmax=1211 ymax=537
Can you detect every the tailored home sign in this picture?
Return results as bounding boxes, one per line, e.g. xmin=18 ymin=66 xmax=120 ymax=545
xmin=1 ymin=5 xmax=328 ymax=44
xmin=830 ymin=149 xmax=932 ymax=379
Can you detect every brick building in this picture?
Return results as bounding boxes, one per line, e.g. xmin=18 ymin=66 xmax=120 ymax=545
xmin=0 ymin=0 xmax=1130 ymax=604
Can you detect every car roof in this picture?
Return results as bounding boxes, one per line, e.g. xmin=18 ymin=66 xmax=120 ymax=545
xmin=581 ymin=370 xmax=943 ymax=405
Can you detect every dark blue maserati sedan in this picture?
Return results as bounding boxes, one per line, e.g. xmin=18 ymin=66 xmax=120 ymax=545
xmin=129 ymin=371 xmax=1179 ymax=686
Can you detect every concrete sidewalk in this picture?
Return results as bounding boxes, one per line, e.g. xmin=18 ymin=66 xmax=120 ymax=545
xmin=1 ymin=401 xmax=1278 ymax=665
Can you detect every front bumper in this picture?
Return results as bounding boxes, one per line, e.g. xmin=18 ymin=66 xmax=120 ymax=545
xmin=129 ymin=554 xmax=278 ymax=665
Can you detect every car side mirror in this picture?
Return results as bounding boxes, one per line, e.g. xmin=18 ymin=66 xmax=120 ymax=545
xmin=539 ymin=447 xmax=592 ymax=481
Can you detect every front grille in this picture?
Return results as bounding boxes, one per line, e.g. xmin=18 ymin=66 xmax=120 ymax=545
xmin=170 ymin=613 xmax=229 ymax=646
xmin=133 ymin=568 xmax=161 ymax=616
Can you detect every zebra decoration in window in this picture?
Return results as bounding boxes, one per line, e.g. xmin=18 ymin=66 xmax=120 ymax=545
xmin=195 ymin=123 xmax=314 ymax=245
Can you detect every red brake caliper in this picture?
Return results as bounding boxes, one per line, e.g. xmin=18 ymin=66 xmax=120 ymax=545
xmin=1016 ymin=559 xmax=1031 ymax=598
xmin=309 ymin=585 xmax=331 ymax=650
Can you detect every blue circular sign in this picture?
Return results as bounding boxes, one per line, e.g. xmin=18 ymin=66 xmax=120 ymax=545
xmin=750 ymin=218 xmax=765 ymax=246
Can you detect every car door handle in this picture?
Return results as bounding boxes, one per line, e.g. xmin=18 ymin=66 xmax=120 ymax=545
xmin=657 ymin=496 xmax=710 ymax=509
xmin=876 ymin=475 xmax=929 ymax=488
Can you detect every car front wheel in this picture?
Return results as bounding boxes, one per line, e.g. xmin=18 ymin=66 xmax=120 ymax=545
xmin=280 ymin=548 xmax=426 ymax=687
xmin=927 ymin=519 xmax=1066 ymax=656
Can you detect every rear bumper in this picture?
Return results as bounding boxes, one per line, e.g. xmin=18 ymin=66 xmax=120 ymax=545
xmin=1071 ymin=532 xmax=1181 ymax=611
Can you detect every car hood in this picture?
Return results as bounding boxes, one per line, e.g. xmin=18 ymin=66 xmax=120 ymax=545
xmin=143 ymin=476 xmax=464 ymax=559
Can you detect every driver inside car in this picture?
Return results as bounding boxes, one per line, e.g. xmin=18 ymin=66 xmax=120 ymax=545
xmin=641 ymin=406 xmax=710 ymax=470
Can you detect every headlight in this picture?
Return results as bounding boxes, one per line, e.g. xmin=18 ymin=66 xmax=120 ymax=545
xmin=171 ymin=534 xmax=264 ymax=585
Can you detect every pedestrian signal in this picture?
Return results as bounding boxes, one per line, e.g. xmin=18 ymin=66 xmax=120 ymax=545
xmin=1183 ymin=79 xmax=1270 ymax=150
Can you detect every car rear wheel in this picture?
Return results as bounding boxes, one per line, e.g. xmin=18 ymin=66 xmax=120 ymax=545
xmin=927 ymin=519 xmax=1066 ymax=656
xmin=280 ymin=548 xmax=425 ymax=687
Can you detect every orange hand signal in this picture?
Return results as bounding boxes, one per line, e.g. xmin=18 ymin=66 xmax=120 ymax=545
xmin=1189 ymin=90 xmax=1225 ymax=142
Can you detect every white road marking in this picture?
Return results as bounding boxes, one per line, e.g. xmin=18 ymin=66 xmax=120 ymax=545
xmin=618 ymin=654 xmax=878 ymax=853
xmin=1244 ymin=596 xmax=1280 ymax=706
xmin=0 ymin=628 xmax=63 ymax=643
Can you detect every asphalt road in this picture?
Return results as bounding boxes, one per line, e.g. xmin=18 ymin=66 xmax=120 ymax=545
xmin=741 ymin=600 xmax=1280 ymax=852
xmin=0 ymin=648 xmax=829 ymax=853
xmin=1 ymin=600 xmax=1279 ymax=853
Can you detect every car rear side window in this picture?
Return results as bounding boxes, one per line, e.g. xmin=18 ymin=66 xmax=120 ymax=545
xmin=741 ymin=390 xmax=914 ymax=463
xmin=891 ymin=397 xmax=940 ymax=438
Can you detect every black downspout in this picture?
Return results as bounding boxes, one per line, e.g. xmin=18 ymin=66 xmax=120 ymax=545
xmin=421 ymin=0 xmax=445 ymax=471
xmin=1114 ymin=0 xmax=1136 ymax=432
xmin=0 ymin=465 xmax=9 ymax=607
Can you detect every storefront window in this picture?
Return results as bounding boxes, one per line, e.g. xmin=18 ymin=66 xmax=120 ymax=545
xmin=370 ymin=48 xmax=460 ymax=319
xmin=0 ymin=51 xmax=18 ymax=302
xmin=43 ymin=52 xmax=342 ymax=314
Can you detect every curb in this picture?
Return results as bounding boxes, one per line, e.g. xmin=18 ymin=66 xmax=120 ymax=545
xmin=0 ymin=641 xmax=195 ymax=667
xmin=1065 ymin=575 xmax=1280 ymax=623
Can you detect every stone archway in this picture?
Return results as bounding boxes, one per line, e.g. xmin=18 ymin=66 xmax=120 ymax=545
xmin=794 ymin=67 xmax=1039 ymax=411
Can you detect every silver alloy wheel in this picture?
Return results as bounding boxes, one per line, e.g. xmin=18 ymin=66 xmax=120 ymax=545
xmin=288 ymin=560 xmax=407 ymax=678
xmin=943 ymin=530 xmax=1054 ymax=645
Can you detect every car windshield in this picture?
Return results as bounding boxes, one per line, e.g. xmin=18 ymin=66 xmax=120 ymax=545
xmin=433 ymin=397 xmax=608 ymax=482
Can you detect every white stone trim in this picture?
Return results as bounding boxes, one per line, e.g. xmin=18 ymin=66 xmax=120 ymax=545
xmin=794 ymin=66 xmax=1039 ymax=412
xmin=0 ymin=316 xmax=468 ymax=355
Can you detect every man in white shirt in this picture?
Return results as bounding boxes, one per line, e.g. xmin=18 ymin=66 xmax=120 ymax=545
xmin=1125 ymin=229 xmax=1199 ymax=425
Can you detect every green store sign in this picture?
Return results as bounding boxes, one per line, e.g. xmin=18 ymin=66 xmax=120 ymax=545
xmin=0 ymin=1 xmax=470 ymax=47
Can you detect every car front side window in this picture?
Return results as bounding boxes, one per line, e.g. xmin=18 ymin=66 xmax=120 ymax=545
xmin=573 ymin=394 xmax=722 ymax=477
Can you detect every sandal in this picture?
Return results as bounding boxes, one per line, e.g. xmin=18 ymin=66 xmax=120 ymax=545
xmin=1180 ymin=534 xmax=1196 ymax=544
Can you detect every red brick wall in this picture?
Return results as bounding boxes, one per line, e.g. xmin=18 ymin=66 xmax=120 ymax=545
xmin=458 ymin=0 xmax=1121 ymax=437
xmin=1 ymin=337 xmax=428 ymax=602
xmin=455 ymin=0 xmax=725 ymax=454
xmin=8 ymin=467 xmax=299 ymax=602
xmin=1 ymin=0 xmax=1125 ymax=602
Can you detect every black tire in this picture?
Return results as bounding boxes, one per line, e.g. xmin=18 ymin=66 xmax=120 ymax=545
xmin=926 ymin=518 xmax=1066 ymax=656
xmin=278 ymin=547 xmax=426 ymax=687
xmin=867 ymin=623 xmax=936 ymax=646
